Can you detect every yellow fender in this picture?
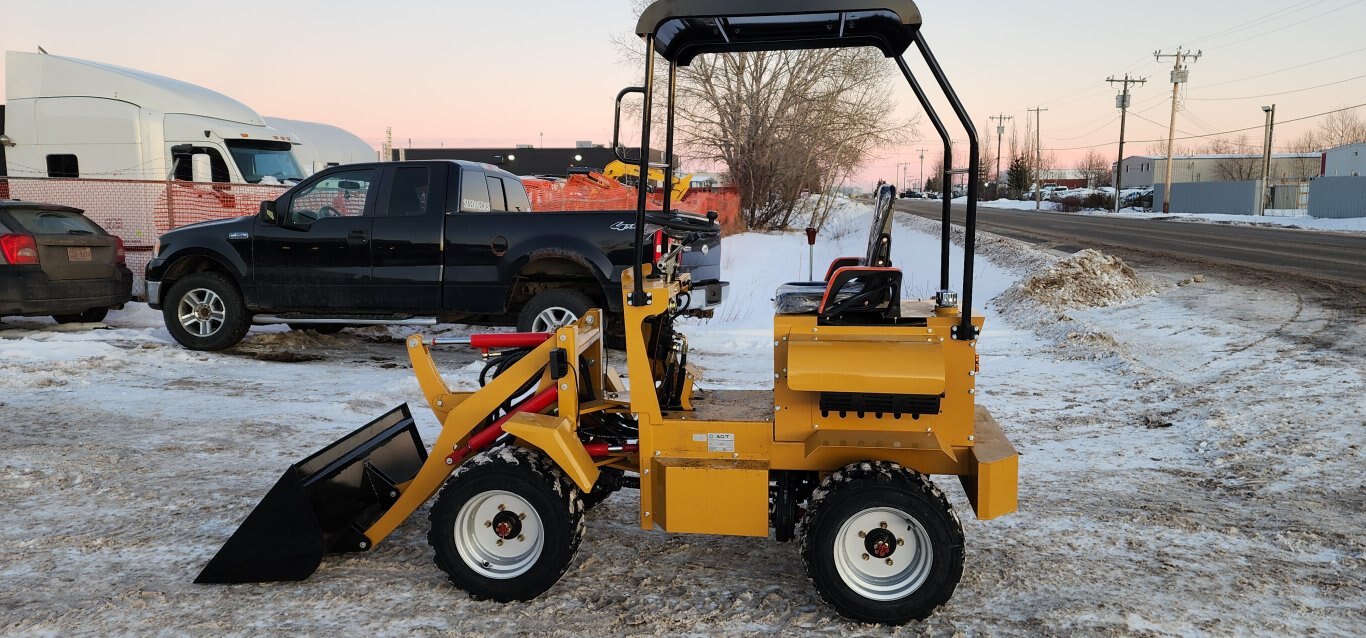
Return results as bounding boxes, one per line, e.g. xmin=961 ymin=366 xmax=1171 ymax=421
xmin=502 ymin=413 xmax=601 ymax=493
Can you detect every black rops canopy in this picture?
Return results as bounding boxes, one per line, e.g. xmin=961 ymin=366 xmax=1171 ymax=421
xmin=636 ymin=0 xmax=923 ymax=66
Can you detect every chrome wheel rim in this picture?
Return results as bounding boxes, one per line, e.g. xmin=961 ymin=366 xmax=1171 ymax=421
xmin=532 ymin=306 xmax=578 ymax=332
xmin=454 ymin=490 xmax=544 ymax=579
xmin=177 ymin=288 xmax=226 ymax=338
xmin=833 ymin=507 xmax=934 ymax=601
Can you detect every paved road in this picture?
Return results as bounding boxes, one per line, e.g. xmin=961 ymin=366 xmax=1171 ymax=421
xmin=897 ymin=200 xmax=1366 ymax=287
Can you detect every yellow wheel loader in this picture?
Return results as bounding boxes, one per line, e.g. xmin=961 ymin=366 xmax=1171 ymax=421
xmin=197 ymin=1 xmax=1018 ymax=625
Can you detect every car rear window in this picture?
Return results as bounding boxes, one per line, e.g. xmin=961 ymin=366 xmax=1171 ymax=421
xmin=5 ymin=209 xmax=104 ymax=235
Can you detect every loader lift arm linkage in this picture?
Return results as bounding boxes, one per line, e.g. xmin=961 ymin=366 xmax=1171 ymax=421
xmin=198 ymin=1 xmax=1017 ymax=626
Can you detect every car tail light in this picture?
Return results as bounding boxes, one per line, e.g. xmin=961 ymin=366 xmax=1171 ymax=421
xmin=0 ymin=234 xmax=39 ymax=265
xmin=114 ymin=237 xmax=126 ymax=265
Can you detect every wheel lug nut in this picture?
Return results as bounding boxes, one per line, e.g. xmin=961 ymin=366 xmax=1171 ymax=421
xmin=484 ymin=520 xmax=492 ymax=528
xmin=858 ymin=531 xmax=867 ymax=538
xmin=496 ymin=539 xmax=504 ymax=546
xmin=517 ymin=534 xmax=526 ymax=542
xmin=886 ymin=558 xmax=894 ymax=566
xmin=519 ymin=513 xmax=526 ymax=520
xmin=879 ymin=521 xmax=888 ymax=529
xmin=897 ymin=538 xmax=905 ymax=546
xmin=497 ymin=504 xmax=506 ymax=511
xmin=861 ymin=553 xmax=870 ymax=561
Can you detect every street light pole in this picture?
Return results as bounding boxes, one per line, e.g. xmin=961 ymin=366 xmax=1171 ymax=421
xmin=1259 ymin=104 xmax=1276 ymax=216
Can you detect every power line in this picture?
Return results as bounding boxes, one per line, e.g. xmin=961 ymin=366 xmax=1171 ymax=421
xmin=1188 ymin=72 xmax=1366 ymax=101
xmin=1201 ymin=0 xmax=1366 ymax=52
xmin=1180 ymin=0 xmax=1330 ymax=47
xmin=1043 ymin=102 xmax=1366 ymax=151
xmin=1196 ymin=45 xmax=1366 ymax=89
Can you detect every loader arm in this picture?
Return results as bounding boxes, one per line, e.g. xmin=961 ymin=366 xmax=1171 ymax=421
xmin=359 ymin=335 xmax=563 ymax=546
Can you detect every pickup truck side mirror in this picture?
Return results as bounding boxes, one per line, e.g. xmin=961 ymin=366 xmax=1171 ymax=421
xmin=260 ymin=200 xmax=279 ymax=224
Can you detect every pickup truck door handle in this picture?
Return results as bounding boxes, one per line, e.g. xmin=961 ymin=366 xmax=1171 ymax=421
xmin=348 ymin=230 xmax=368 ymax=245
xmin=491 ymin=236 xmax=508 ymax=256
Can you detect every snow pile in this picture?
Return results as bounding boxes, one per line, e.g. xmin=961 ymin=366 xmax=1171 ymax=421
xmin=998 ymin=249 xmax=1155 ymax=311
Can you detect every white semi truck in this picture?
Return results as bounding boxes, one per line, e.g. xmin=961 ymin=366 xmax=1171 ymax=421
xmin=0 ymin=51 xmax=374 ymax=184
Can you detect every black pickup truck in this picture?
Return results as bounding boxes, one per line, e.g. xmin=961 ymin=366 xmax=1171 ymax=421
xmin=145 ymin=160 xmax=725 ymax=350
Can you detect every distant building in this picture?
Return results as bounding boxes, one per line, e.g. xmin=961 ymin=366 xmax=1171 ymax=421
xmin=1117 ymin=153 xmax=1321 ymax=187
xmin=1322 ymin=142 xmax=1366 ymax=177
xmin=389 ymin=145 xmax=674 ymax=177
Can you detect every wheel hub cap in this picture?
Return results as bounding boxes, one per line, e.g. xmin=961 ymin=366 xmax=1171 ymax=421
xmin=834 ymin=507 xmax=934 ymax=601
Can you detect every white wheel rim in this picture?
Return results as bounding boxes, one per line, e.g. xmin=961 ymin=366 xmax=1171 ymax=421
xmin=833 ymin=507 xmax=934 ymax=601
xmin=532 ymin=306 xmax=578 ymax=332
xmin=454 ymin=490 xmax=545 ymax=579
xmin=177 ymin=288 xmax=226 ymax=338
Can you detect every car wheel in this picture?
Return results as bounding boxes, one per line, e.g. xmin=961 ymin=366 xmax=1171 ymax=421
xmin=163 ymin=272 xmax=251 ymax=351
xmin=52 ymin=308 xmax=109 ymax=324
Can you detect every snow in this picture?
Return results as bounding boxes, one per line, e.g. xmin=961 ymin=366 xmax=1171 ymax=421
xmin=1 ymin=198 xmax=1362 ymax=635
xmin=1095 ymin=210 xmax=1366 ymax=233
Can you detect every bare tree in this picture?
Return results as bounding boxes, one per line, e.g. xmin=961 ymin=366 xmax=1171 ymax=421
xmin=1075 ymin=149 xmax=1112 ymax=187
xmin=1286 ymin=130 xmax=1323 ymax=154
xmin=1315 ymin=108 xmax=1366 ymax=149
xmin=1202 ymin=135 xmax=1260 ymax=181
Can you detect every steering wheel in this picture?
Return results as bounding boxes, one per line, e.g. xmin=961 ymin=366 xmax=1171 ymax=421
xmin=319 ymin=205 xmax=342 ymax=218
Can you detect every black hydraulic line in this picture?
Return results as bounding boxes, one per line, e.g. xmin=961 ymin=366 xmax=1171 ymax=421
xmin=914 ymin=35 xmax=980 ymax=340
xmin=662 ymin=60 xmax=678 ymax=216
xmin=895 ymin=55 xmax=953 ymax=292
xmin=630 ymin=37 xmax=657 ymax=306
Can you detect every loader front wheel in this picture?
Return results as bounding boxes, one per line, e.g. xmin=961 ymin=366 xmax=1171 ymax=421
xmin=428 ymin=447 xmax=584 ymax=602
xmin=799 ymin=461 xmax=964 ymax=625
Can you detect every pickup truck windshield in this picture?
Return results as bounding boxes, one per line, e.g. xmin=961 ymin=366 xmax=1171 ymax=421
xmin=226 ymin=140 xmax=303 ymax=184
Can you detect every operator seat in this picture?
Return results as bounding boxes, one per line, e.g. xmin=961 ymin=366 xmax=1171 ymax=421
xmin=774 ymin=186 xmax=898 ymax=318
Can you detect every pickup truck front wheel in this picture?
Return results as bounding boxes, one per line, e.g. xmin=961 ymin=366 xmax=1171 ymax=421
xmin=164 ymin=272 xmax=251 ymax=351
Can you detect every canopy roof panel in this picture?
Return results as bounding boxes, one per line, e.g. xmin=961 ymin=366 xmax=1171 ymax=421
xmin=636 ymin=0 xmax=923 ymax=66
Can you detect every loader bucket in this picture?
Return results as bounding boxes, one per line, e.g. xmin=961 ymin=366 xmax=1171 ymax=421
xmin=196 ymin=404 xmax=427 ymax=584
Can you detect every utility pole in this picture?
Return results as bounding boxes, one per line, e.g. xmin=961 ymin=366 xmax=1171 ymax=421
xmin=989 ymin=114 xmax=1013 ymax=185
xmin=1259 ymin=104 xmax=1276 ymax=216
xmin=918 ymin=148 xmax=928 ymax=191
xmin=1027 ymin=107 xmax=1048 ymax=210
xmin=1155 ymin=47 xmax=1202 ymax=213
xmin=1108 ymin=74 xmax=1147 ymax=213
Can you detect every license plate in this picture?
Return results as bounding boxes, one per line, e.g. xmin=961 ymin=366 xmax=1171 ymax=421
xmin=67 ymin=247 xmax=92 ymax=262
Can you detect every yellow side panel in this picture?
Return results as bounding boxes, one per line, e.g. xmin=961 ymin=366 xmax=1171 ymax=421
xmin=652 ymin=458 xmax=769 ymax=537
xmin=502 ymin=413 xmax=601 ymax=493
xmin=786 ymin=340 xmax=946 ymax=395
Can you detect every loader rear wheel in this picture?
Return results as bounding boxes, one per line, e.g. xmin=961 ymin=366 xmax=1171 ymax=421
xmin=428 ymin=447 xmax=584 ymax=602
xmin=799 ymin=461 xmax=964 ymax=625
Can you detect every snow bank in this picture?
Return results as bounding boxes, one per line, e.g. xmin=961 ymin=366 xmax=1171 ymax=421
xmin=997 ymin=249 xmax=1156 ymax=311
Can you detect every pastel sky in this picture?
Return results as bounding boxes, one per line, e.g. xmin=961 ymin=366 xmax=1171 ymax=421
xmin=4 ymin=0 xmax=1364 ymax=187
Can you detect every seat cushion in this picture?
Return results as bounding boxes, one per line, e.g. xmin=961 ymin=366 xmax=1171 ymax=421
xmin=776 ymin=281 xmax=839 ymax=315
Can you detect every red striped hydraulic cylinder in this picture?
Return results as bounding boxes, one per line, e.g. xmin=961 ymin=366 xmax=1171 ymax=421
xmin=444 ymin=386 xmax=559 ymax=466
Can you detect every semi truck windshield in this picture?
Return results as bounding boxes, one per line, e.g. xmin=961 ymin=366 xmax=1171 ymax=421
xmin=226 ymin=140 xmax=303 ymax=184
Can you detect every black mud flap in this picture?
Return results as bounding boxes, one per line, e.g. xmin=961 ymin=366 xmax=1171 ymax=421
xmin=195 ymin=404 xmax=427 ymax=584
